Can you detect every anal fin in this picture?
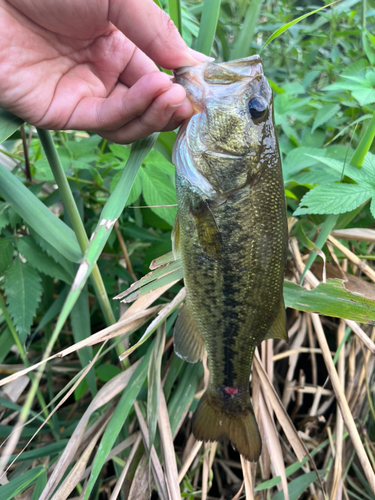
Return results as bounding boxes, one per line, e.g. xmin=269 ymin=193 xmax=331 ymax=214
xmin=263 ymin=298 xmax=288 ymax=343
xmin=173 ymin=303 xmax=206 ymax=363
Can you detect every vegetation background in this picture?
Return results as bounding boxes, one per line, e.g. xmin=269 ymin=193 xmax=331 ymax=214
xmin=0 ymin=0 xmax=375 ymax=498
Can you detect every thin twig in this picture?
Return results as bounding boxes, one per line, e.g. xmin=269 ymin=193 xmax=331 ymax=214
xmin=114 ymin=221 xmax=137 ymax=282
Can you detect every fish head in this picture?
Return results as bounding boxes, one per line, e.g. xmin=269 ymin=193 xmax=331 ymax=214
xmin=173 ymin=56 xmax=274 ymax=159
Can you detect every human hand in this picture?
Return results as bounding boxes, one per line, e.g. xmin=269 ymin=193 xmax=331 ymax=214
xmin=0 ymin=0 xmax=210 ymax=143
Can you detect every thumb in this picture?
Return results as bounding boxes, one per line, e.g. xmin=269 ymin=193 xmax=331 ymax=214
xmin=108 ymin=0 xmax=212 ymax=69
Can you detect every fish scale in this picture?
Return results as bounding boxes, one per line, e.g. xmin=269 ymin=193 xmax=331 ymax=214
xmin=172 ymin=56 xmax=288 ymax=461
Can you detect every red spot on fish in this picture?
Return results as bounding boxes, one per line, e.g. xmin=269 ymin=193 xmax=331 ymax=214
xmin=223 ymin=387 xmax=239 ymax=396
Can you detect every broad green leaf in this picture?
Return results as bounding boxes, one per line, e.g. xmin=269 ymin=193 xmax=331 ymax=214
xmin=0 ymin=109 xmax=24 ymax=144
xmin=272 ymin=471 xmax=323 ymax=500
xmin=196 ymin=0 xmax=221 ymax=55
xmin=84 ymin=344 xmax=153 ymax=500
xmin=96 ymin=364 xmax=121 ymax=382
xmin=284 ymin=280 xmax=375 ymax=324
xmin=144 ymin=149 xmax=175 ymax=175
xmin=109 ymin=143 xmax=131 ymax=162
xmin=306 ymin=155 xmax=374 ymax=185
xmin=153 ymin=131 xmax=177 ymax=163
xmin=70 ymin=286 xmax=97 ymax=397
xmin=294 ymin=183 xmax=375 ymax=216
xmin=3 ymin=257 xmax=43 ymax=344
xmin=0 ymin=239 xmax=13 ymax=274
xmin=282 ymin=147 xmax=327 ymax=182
xmin=0 ymin=465 xmax=45 ymax=500
xmin=0 ymin=163 xmax=82 ymax=262
xmin=142 ymin=167 xmax=177 ymax=225
xmin=17 ymin=236 xmax=73 ymax=283
xmin=312 ymin=103 xmax=341 ymax=133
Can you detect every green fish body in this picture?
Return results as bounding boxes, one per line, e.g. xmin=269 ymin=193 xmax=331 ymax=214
xmin=172 ymin=56 xmax=288 ymax=462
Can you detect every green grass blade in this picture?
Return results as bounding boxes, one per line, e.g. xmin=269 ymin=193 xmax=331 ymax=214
xmin=299 ymin=214 xmax=338 ymax=284
xmin=196 ymin=0 xmax=221 ymax=55
xmin=350 ymin=112 xmax=375 ymax=168
xmin=284 ymin=280 xmax=375 ymax=324
xmin=84 ymin=344 xmax=153 ymax=500
xmin=0 ymin=465 xmax=45 ymax=500
xmin=168 ymin=0 xmax=182 ymax=34
xmin=168 ymin=362 xmax=202 ymax=436
xmin=0 ymin=109 xmax=23 ymax=144
xmin=147 ymin=324 xmax=166 ymax=450
xmin=0 ymin=163 xmax=82 ymax=263
xmin=261 ymin=0 xmax=339 ymax=52
xmin=231 ymin=0 xmax=263 ymax=60
xmin=70 ymin=286 xmax=97 ymax=397
xmin=271 ymin=471 xmax=323 ymax=500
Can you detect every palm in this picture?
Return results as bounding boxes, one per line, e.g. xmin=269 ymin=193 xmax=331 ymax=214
xmin=0 ymin=0 xmax=200 ymax=142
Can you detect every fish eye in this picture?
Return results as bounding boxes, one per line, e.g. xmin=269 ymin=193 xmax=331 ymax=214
xmin=248 ymin=97 xmax=268 ymax=120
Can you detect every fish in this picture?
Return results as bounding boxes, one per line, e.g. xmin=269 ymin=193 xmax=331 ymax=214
xmin=171 ymin=56 xmax=288 ymax=462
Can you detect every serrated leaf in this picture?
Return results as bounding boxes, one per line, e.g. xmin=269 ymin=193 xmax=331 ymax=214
xmin=27 ymin=227 xmax=74 ymax=275
xmin=306 ymin=155 xmax=371 ymax=185
xmin=0 ymin=239 xmax=13 ymax=274
xmin=294 ymin=183 xmax=375 ymax=216
xmin=142 ymin=167 xmax=177 ymax=225
xmin=17 ymin=237 xmax=73 ymax=283
xmin=312 ymin=103 xmax=340 ymax=133
xmin=4 ymin=257 xmax=43 ymax=344
xmin=109 ymin=143 xmax=131 ymax=162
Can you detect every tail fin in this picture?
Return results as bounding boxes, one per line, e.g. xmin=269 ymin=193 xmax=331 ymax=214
xmin=192 ymin=390 xmax=261 ymax=462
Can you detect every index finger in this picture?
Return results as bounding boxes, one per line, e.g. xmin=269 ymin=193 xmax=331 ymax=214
xmin=108 ymin=0 xmax=211 ymax=69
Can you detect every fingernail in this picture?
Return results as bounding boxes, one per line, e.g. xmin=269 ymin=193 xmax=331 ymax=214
xmin=187 ymin=47 xmax=215 ymax=63
xmin=160 ymin=79 xmax=173 ymax=92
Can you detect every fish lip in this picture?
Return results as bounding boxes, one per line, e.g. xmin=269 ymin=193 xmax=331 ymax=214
xmin=172 ymin=64 xmax=206 ymax=83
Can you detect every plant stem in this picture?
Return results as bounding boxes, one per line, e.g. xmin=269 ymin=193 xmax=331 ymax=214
xmin=37 ymin=129 xmax=116 ymax=326
xmin=350 ymin=112 xmax=375 ymax=168
xmin=0 ymin=294 xmax=53 ymax=430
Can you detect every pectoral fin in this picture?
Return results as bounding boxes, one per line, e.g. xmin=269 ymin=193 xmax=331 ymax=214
xmin=171 ymin=213 xmax=181 ymax=259
xmin=263 ymin=298 xmax=288 ymax=342
xmin=191 ymin=200 xmax=222 ymax=258
xmin=174 ymin=303 xmax=206 ymax=363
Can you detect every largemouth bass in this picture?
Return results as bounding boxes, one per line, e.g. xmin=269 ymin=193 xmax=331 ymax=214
xmin=172 ymin=56 xmax=288 ymax=462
